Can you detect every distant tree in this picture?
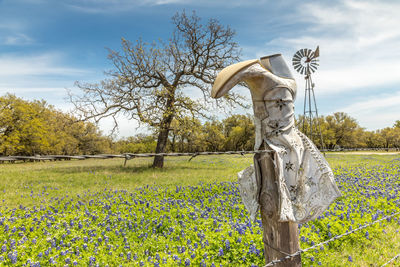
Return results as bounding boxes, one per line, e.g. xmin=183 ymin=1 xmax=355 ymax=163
xmin=324 ymin=112 xmax=361 ymax=148
xmin=222 ymin=114 xmax=254 ymax=151
xmin=167 ymin=117 xmax=204 ymax=153
xmin=296 ymin=115 xmax=334 ymax=149
xmin=202 ymin=120 xmax=225 ymax=151
xmin=376 ymin=126 xmax=400 ymax=150
xmin=115 ymin=134 xmax=157 ymax=154
xmin=0 ymin=94 xmax=49 ymax=155
xmin=391 ymin=127 xmax=400 ymax=150
xmin=0 ymin=94 xmax=111 ymax=155
xmin=69 ymin=11 xmax=242 ymax=168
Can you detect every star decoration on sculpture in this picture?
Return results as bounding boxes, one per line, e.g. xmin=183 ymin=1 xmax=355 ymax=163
xmin=285 ymin=162 xmax=294 ymax=172
xmin=268 ymin=120 xmax=280 ymax=129
xmin=275 ymin=99 xmax=286 ymax=110
xmin=271 ymin=129 xmax=283 ymax=136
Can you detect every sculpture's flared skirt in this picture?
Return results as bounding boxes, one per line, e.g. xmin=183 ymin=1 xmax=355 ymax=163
xmin=238 ymin=128 xmax=341 ymax=223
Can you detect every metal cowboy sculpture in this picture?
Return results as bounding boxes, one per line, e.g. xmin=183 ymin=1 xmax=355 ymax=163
xmin=212 ymin=54 xmax=341 ymax=265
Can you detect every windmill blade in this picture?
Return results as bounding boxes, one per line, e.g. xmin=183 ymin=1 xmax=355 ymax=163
xmin=294 ymin=63 xmax=302 ymax=71
xmin=293 ymin=59 xmax=302 ymax=66
xmin=310 ymin=62 xmax=318 ymax=69
xmin=304 ymin=48 xmax=312 ymax=58
xmin=309 ymin=64 xmax=317 ymax=73
xmin=293 ymin=51 xmax=302 ymax=61
xmin=298 ymin=49 xmax=304 ymax=59
xmin=292 ymin=59 xmax=301 ymax=66
xmin=294 ymin=63 xmax=303 ymax=72
xmin=293 ymin=64 xmax=302 ymax=70
xmin=292 ymin=57 xmax=301 ymax=63
xmin=311 ymin=58 xmax=319 ymax=64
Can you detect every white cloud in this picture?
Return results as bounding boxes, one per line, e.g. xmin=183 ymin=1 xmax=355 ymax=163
xmin=97 ymin=115 xmax=145 ymax=138
xmin=267 ymin=0 xmax=400 ymax=95
xmin=338 ymin=91 xmax=400 ymax=130
xmin=0 ymin=53 xmax=95 ymax=116
xmin=0 ymin=87 xmax=67 ymax=94
xmin=1 ymin=33 xmax=33 ymax=45
xmin=0 ymin=52 xmax=90 ymax=77
xmin=65 ymin=0 xmax=269 ymax=13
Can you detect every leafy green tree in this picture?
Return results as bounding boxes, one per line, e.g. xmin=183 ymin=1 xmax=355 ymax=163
xmin=0 ymin=94 xmax=112 ymax=155
xmin=222 ymin=114 xmax=254 ymax=151
xmin=168 ymin=117 xmax=204 ymax=153
xmin=202 ymin=120 xmax=225 ymax=151
xmin=115 ymin=134 xmax=157 ymax=154
xmin=324 ymin=112 xmax=361 ymax=148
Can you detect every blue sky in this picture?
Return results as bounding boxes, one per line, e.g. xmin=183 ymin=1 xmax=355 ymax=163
xmin=1 ymin=0 xmax=399 ymax=138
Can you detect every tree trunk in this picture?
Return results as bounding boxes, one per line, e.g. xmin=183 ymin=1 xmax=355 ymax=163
xmin=152 ymin=87 xmax=176 ymax=168
xmin=153 ymin=126 xmax=170 ymax=168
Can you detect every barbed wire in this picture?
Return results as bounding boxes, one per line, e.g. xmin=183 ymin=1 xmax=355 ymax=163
xmin=263 ymin=211 xmax=400 ymax=267
xmin=381 ymin=252 xmax=400 ymax=267
xmin=0 ymin=150 xmax=274 ymax=164
xmin=1 ymin=147 xmax=399 ymax=164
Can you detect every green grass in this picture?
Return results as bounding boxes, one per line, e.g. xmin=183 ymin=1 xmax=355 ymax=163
xmin=1 ymin=153 xmax=399 ymax=209
xmin=1 ymin=152 xmax=400 ymax=266
xmin=0 ymin=155 xmax=254 ymax=208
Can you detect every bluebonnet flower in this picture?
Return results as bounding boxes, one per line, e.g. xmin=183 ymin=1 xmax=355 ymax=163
xmin=218 ymin=247 xmax=224 ymax=256
xmin=185 ymin=258 xmax=191 ymax=266
xmin=89 ymin=256 xmax=96 ymax=265
xmin=225 ymin=239 xmax=230 ymax=250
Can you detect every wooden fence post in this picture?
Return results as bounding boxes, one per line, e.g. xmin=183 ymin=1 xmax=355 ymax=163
xmin=257 ymin=152 xmax=301 ymax=267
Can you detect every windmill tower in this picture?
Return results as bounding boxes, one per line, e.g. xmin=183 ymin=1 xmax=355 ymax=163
xmin=292 ymin=46 xmax=325 ymax=149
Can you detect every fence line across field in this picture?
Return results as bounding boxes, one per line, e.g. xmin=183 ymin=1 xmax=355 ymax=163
xmin=0 ymin=150 xmax=273 ymax=165
xmin=263 ymin=210 xmax=400 ymax=267
xmin=1 ymin=147 xmax=400 ymax=164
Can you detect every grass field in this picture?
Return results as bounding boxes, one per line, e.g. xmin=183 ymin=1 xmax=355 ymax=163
xmin=1 ymin=153 xmax=400 ymax=266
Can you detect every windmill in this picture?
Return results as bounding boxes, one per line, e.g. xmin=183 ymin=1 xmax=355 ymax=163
xmin=292 ymin=46 xmax=325 ymax=149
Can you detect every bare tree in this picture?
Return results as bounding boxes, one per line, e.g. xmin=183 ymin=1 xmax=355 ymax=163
xmin=70 ymin=11 xmax=242 ymax=167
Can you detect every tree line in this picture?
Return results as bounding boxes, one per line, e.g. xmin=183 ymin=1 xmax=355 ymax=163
xmin=297 ymin=113 xmax=400 ymax=149
xmin=118 ymin=113 xmax=400 ymax=153
xmin=2 ymin=94 xmax=399 ymax=156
